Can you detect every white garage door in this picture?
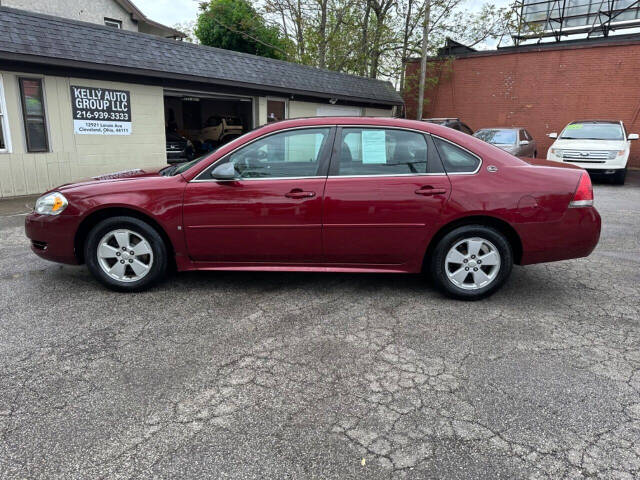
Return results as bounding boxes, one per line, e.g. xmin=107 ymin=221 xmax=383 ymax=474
xmin=316 ymin=105 xmax=363 ymax=116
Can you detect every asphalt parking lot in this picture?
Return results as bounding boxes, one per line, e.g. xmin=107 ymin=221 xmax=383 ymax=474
xmin=0 ymin=173 xmax=639 ymax=479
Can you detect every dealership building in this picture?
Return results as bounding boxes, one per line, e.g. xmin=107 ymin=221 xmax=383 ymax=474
xmin=0 ymin=6 xmax=401 ymax=199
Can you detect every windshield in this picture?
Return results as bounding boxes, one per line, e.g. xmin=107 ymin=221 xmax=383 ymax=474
xmin=560 ymin=122 xmax=624 ymax=140
xmin=164 ymin=129 xmax=257 ymax=176
xmin=163 ymin=152 xmax=213 ymax=176
xmin=474 ymin=129 xmax=517 ymax=145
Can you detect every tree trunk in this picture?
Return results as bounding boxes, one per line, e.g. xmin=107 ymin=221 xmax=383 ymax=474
xmin=417 ymin=1 xmax=431 ymax=120
xmin=369 ymin=26 xmax=383 ymax=78
xmin=318 ymin=0 xmax=328 ymax=68
xmin=368 ymin=0 xmax=392 ymax=79
xmin=360 ymin=2 xmax=371 ymax=76
xmin=399 ymin=0 xmax=414 ymax=93
xmin=296 ymin=0 xmax=305 ymax=60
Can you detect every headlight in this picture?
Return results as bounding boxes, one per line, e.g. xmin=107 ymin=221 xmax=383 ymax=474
xmin=35 ymin=192 xmax=68 ymax=216
xmin=550 ymin=148 xmax=563 ymax=158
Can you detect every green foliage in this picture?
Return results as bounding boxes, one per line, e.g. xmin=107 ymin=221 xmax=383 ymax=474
xmin=195 ymin=0 xmax=291 ymax=60
xmin=193 ymin=0 xmax=517 ymax=91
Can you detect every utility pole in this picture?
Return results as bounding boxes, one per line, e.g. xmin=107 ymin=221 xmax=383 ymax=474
xmin=416 ymin=1 xmax=431 ymax=120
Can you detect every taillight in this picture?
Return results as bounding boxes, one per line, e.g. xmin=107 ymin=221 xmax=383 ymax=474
xmin=570 ymin=172 xmax=594 ymax=208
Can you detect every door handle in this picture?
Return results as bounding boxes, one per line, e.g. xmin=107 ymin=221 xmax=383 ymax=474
xmin=285 ymin=189 xmax=316 ymax=199
xmin=415 ymin=186 xmax=447 ymax=196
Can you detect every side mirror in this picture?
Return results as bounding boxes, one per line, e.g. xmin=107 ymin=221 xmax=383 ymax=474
xmin=520 ymin=140 xmax=530 ymax=146
xmin=210 ymin=162 xmax=237 ymax=180
xmin=547 ymin=133 xmax=558 ymax=139
xmin=628 ymin=133 xmax=639 ymax=141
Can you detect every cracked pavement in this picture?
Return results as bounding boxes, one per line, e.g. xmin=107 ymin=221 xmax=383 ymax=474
xmin=0 ymin=173 xmax=639 ymax=479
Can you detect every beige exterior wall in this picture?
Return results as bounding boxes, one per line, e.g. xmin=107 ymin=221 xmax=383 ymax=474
xmin=255 ymin=97 xmax=268 ymax=127
xmin=288 ymin=100 xmax=393 ymax=119
xmin=365 ymin=107 xmax=394 ymax=117
xmin=288 ymin=101 xmax=321 ymax=119
xmin=0 ymin=71 xmax=165 ymax=198
xmin=2 ymin=0 xmax=138 ymax=31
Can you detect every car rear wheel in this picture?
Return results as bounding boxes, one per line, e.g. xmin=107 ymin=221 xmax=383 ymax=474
xmin=85 ymin=216 xmax=168 ymax=292
xmin=430 ymin=225 xmax=513 ymax=300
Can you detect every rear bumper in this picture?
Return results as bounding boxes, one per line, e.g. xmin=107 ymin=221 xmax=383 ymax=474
xmin=24 ymin=213 xmax=81 ymax=265
xmin=518 ymin=206 xmax=601 ymax=265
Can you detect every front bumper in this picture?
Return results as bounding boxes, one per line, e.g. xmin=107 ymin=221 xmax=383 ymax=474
xmin=25 ymin=213 xmax=81 ymax=265
xmin=547 ymin=155 xmax=627 ymax=171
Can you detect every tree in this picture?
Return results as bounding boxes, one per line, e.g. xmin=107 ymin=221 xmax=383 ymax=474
xmin=173 ymin=20 xmax=199 ymax=44
xmin=416 ymin=1 xmax=430 ymax=120
xmin=195 ymin=0 xmax=291 ymax=60
xmin=260 ymin=0 xmax=517 ymax=89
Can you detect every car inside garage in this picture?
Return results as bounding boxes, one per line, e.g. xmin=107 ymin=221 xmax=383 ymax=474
xmin=164 ymin=90 xmax=253 ymax=163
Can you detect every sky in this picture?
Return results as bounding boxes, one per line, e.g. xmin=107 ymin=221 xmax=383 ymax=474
xmin=134 ymin=0 xmax=514 ymax=29
xmin=133 ymin=0 xmax=200 ymax=26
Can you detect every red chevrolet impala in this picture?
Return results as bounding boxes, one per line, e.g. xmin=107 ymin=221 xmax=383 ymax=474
xmin=25 ymin=117 xmax=600 ymax=300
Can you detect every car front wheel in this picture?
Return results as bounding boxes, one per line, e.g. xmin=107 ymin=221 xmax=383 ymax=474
xmin=85 ymin=216 xmax=168 ymax=292
xmin=430 ymin=225 xmax=513 ymax=300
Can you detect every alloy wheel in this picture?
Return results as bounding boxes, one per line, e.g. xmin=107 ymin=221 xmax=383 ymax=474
xmin=97 ymin=229 xmax=154 ymax=283
xmin=445 ymin=237 xmax=501 ymax=291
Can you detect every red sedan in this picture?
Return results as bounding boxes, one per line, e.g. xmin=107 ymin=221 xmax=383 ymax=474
xmin=25 ymin=117 xmax=600 ymax=300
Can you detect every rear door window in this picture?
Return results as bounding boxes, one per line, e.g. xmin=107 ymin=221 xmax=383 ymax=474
xmin=334 ymin=128 xmax=431 ymax=176
xmin=434 ymin=137 xmax=481 ymax=173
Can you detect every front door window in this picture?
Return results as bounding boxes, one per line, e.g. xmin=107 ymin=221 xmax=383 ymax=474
xmin=210 ymin=128 xmax=330 ymax=179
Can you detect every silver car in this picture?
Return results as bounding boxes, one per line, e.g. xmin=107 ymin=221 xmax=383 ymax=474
xmin=474 ymin=128 xmax=537 ymax=158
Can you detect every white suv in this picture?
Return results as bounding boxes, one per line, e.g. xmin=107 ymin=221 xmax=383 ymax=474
xmin=546 ymin=120 xmax=638 ymax=185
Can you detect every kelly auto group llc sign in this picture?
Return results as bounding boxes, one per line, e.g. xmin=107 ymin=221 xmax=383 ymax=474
xmin=71 ymin=86 xmax=132 ymax=135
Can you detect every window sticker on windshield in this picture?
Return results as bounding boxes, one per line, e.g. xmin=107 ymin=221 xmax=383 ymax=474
xmin=566 ymin=124 xmax=583 ymax=130
xmin=362 ymin=130 xmax=387 ymax=164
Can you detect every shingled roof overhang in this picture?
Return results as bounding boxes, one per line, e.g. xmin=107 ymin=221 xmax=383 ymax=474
xmin=0 ymin=7 xmax=403 ymax=108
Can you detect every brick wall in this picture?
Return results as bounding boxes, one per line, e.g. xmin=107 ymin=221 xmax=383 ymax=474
xmin=404 ymin=43 xmax=640 ymax=168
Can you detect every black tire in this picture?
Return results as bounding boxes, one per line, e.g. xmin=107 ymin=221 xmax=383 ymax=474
xmin=85 ymin=216 xmax=168 ymax=292
xmin=612 ymin=168 xmax=627 ymax=185
xmin=429 ymin=225 xmax=513 ymax=301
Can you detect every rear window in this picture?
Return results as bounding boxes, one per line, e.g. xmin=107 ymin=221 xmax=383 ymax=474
xmin=434 ymin=138 xmax=481 ymax=173
xmin=475 ymin=129 xmax=517 ymax=145
xmin=560 ymin=122 xmax=624 ymax=140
